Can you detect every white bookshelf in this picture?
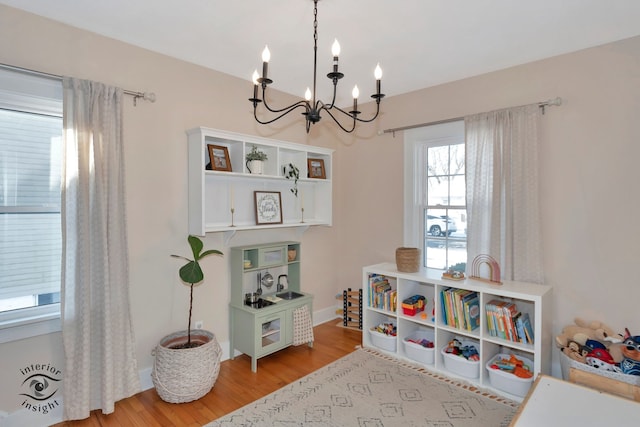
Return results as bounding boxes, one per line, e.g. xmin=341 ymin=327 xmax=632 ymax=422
xmin=362 ymin=262 xmax=552 ymax=401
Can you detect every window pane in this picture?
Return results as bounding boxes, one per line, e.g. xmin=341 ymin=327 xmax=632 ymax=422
xmin=427 ymin=176 xmax=449 ymax=205
xmin=427 ymin=145 xmax=450 ymax=175
xmin=450 ymin=144 xmax=465 ymax=175
xmin=450 ymin=175 xmax=466 ymax=206
xmin=0 ymin=108 xmax=62 ymax=311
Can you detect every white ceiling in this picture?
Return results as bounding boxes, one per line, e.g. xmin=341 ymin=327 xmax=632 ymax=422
xmin=3 ymin=0 xmax=640 ymax=106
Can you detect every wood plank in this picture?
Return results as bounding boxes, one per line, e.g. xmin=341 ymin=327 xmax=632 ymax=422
xmin=569 ymin=367 xmax=640 ymax=402
xmin=53 ymin=321 xmax=362 ymax=426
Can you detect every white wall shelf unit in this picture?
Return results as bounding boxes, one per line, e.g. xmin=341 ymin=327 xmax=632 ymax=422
xmin=187 ymin=127 xmax=333 ymax=238
xmin=362 ymin=262 xmax=552 ymax=401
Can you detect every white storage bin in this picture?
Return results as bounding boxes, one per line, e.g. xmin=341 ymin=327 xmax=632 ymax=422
xmin=369 ymin=328 xmax=397 ymax=352
xmin=403 ymin=330 xmax=435 ymax=365
xmin=486 ymin=353 xmax=535 ymax=397
xmin=440 ymin=341 xmax=480 ymax=379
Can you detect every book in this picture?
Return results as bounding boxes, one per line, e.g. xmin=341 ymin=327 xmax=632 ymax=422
xmin=368 ymin=274 xmax=396 ymax=311
xmin=485 ymin=300 xmax=496 ymax=337
xmin=521 ymin=313 xmax=534 ymax=344
xmin=501 ymin=302 xmax=518 ymax=342
xmin=514 ymin=312 xmax=525 ymax=343
xmin=464 ymin=296 xmax=480 ymax=330
xmin=440 ymin=289 xmax=448 ymax=326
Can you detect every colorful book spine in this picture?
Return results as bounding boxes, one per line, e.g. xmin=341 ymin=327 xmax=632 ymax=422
xmin=440 ymin=288 xmax=478 ymax=331
xmin=368 ymin=274 xmax=397 ymax=312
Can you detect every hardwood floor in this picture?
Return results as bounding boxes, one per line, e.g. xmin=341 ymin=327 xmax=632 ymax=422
xmin=54 ymin=321 xmax=362 ymax=426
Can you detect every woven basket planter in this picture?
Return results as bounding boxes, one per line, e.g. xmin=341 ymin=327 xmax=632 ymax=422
xmin=396 ymin=247 xmax=420 ymax=272
xmin=152 ymin=329 xmax=222 ymax=403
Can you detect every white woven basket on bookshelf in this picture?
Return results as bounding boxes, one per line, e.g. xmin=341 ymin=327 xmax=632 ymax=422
xmin=152 ymin=329 xmax=222 ymax=403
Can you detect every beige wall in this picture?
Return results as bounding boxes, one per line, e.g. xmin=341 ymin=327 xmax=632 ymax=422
xmin=1 ymin=3 xmax=640 ymax=415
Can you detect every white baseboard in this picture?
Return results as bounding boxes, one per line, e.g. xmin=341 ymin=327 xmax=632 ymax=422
xmin=313 ymin=306 xmax=341 ymax=326
xmin=0 ymin=399 xmax=63 ymax=427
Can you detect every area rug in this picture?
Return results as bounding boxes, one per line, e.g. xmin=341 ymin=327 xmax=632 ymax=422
xmin=205 ymin=348 xmax=518 ymax=427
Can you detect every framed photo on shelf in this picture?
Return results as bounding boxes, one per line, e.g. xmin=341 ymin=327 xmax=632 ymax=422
xmin=207 ymin=144 xmax=232 ymax=172
xmin=307 ymin=158 xmax=326 ymax=179
xmin=254 ymin=191 xmax=283 ymax=225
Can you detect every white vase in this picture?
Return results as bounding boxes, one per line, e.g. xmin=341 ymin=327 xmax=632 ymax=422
xmin=247 ymin=160 xmax=264 ymax=174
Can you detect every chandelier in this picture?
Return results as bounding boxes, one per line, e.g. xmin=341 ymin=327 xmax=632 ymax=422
xmin=249 ymin=0 xmax=384 ymax=133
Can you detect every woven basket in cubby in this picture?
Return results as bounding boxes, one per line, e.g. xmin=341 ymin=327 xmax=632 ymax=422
xmin=151 ymin=329 xmax=222 ymax=403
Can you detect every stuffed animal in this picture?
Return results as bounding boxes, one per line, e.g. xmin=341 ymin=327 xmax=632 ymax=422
xmin=585 ymin=348 xmax=618 ymax=372
xmin=620 ymin=328 xmax=640 ymax=376
xmin=556 ymin=318 xmax=624 ymax=363
xmin=562 ymin=339 xmax=589 ymax=363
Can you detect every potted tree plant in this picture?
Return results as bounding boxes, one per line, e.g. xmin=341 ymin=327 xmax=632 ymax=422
xmin=245 ymin=145 xmax=267 ymax=174
xmin=151 ymin=235 xmax=224 ymax=403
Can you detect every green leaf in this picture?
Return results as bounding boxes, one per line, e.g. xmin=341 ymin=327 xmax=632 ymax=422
xmin=179 ymin=260 xmax=204 ymax=284
xmin=187 ymin=235 xmax=204 ymax=260
xmin=200 ymin=249 xmax=223 ymax=259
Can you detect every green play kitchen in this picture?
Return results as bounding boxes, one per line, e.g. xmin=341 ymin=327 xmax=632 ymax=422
xmin=229 ymin=241 xmax=313 ymax=372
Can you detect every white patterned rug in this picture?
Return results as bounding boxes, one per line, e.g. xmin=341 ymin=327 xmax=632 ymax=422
xmin=205 ymin=348 xmax=518 ymax=427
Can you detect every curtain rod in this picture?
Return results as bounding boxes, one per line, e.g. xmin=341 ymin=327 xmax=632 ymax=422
xmin=381 ymin=97 xmax=562 ymax=136
xmin=0 ymin=63 xmax=156 ymax=106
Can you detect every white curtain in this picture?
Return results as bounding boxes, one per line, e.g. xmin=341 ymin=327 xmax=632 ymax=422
xmin=465 ymin=104 xmax=544 ymax=283
xmin=61 ymin=78 xmax=140 ymax=420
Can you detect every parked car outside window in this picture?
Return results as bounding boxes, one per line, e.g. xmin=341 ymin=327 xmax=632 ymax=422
xmin=426 ymin=214 xmax=457 ymax=236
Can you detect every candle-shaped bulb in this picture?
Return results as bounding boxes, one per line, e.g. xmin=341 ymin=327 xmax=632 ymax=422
xmin=251 ymin=70 xmax=260 ymax=100
xmin=374 ymin=63 xmax=382 ymax=80
xmin=261 ymin=46 xmax=270 ymax=81
xmin=331 ymin=39 xmax=341 ymax=57
xmin=262 ymin=45 xmax=271 ymax=62
xmin=374 ymin=63 xmax=383 ymax=97
xmin=352 ymin=85 xmax=359 ymax=113
xmin=331 ymin=39 xmax=340 ymax=73
xmin=305 ymin=87 xmax=312 ymax=101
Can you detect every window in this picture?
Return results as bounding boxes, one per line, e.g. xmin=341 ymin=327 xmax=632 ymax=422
xmin=0 ymin=68 xmax=63 ymax=342
xmin=403 ymin=121 xmax=466 ymax=271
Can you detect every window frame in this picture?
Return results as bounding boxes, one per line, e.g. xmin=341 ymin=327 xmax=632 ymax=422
xmin=0 ymin=68 xmax=63 ymax=343
xmin=403 ymin=120 xmax=466 ymax=271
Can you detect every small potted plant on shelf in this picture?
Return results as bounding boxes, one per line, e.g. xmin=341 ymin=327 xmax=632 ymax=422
xmin=284 ymin=163 xmax=300 ymax=197
xmin=151 ymin=235 xmax=224 ymax=403
xmin=246 ymin=145 xmax=268 ymax=174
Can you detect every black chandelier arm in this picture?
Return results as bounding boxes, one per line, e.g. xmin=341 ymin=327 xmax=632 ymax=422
xmin=253 ymin=103 xmax=310 ymax=126
xmin=319 ymin=107 xmax=357 ymax=133
xmin=261 ymin=88 xmax=310 ymax=114
xmin=325 ymin=100 xmax=382 ymax=124
xmin=320 ymin=80 xmax=339 ymax=111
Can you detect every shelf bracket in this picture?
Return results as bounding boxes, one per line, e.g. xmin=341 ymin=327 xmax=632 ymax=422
xmin=294 ymin=224 xmax=310 ymax=239
xmin=223 ymin=229 xmax=237 ymax=245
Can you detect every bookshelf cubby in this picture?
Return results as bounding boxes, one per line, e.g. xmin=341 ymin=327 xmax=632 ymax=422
xmin=362 ymin=262 xmax=552 ymax=401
